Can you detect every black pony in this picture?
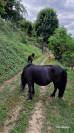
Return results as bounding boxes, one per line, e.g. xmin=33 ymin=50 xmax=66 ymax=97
xmin=21 ymin=64 xmax=67 ymax=100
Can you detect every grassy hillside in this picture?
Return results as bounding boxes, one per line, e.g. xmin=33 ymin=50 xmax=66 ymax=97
xmin=0 ymin=18 xmax=42 ymax=84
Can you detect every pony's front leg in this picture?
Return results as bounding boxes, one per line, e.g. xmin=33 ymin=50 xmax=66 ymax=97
xmin=28 ymin=82 xmax=32 ymax=100
xmin=32 ymin=83 xmax=35 ymax=95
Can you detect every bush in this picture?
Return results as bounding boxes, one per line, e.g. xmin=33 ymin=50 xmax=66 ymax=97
xmin=62 ymin=52 xmax=74 ymax=67
xmin=48 ymin=27 xmax=74 ymax=61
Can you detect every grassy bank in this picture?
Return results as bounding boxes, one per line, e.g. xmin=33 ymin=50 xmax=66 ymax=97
xmin=0 ymin=18 xmax=42 ymax=84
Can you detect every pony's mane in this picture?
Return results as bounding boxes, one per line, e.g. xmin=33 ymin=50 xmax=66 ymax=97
xmin=26 ymin=63 xmax=33 ymax=68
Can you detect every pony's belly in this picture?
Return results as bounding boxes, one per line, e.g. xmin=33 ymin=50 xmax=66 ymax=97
xmin=35 ymin=80 xmax=51 ymax=86
xmin=33 ymin=70 xmax=52 ymax=86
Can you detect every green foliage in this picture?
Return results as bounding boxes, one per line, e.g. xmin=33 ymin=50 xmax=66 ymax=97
xmin=26 ymin=36 xmax=46 ymax=53
xmin=0 ymin=18 xmax=26 ymax=43
xmin=0 ymin=1 xmax=5 ymax=16
xmin=48 ymin=27 xmax=74 ymax=60
xmin=0 ymin=42 xmax=41 ymax=84
xmin=0 ymin=18 xmax=42 ymax=84
xmin=0 ymin=0 xmax=26 ymax=22
xmin=18 ymin=19 xmax=33 ymax=36
xmin=62 ymin=52 xmax=74 ymax=67
xmin=35 ymin=8 xmax=58 ymax=43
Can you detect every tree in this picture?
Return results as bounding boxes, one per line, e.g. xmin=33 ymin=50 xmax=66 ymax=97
xmin=18 ymin=19 xmax=33 ymax=36
xmin=48 ymin=27 xmax=74 ymax=60
xmin=0 ymin=0 xmax=27 ymax=22
xmin=35 ymin=8 xmax=58 ymax=43
xmin=13 ymin=0 xmax=26 ymax=22
xmin=0 ymin=0 xmax=6 ymax=16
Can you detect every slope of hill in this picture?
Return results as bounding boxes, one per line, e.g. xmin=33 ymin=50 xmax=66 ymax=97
xmin=0 ymin=18 xmax=42 ymax=84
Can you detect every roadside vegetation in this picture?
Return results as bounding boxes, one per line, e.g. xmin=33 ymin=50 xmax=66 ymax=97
xmin=48 ymin=27 xmax=74 ymax=67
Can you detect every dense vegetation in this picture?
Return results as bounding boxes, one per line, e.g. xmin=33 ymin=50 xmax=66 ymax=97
xmin=0 ymin=18 xmax=42 ymax=84
xmin=48 ymin=27 xmax=74 ymax=67
xmin=0 ymin=0 xmax=26 ymax=22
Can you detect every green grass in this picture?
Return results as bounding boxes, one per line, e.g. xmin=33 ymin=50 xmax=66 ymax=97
xmin=0 ymin=18 xmax=42 ymax=84
xmin=0 ymin=80 xmax=40 ymax=132
xmin=0 ymin=42 xmax=42 ymax=84
xmin=0 ymin=77 xmax=24 ymax=128
xmin=41 ymin=60 xmax=74 ymax=133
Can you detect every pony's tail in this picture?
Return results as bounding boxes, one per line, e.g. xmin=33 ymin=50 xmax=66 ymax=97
xmin=59 ymin=70 xmax=67 ymax=98
xmin=62 ymin=70 xmax=67 ymax=88
xmin=20 ymin=70 xmax=26 ymax=91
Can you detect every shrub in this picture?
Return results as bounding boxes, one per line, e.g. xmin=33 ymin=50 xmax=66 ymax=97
xmin=48 ymin=27 xmax=74 ymax=61
xmin=62 ymin=52 xmax=74 ymax=67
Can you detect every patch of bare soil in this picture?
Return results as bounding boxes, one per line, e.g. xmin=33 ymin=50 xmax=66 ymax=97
xmin=0 ymin=72 xmax=21 ymax=92
xmin=26 ymin=101 xmax=44 ymax=133
xmin=0 ymin=106 xmax=22 ymax=133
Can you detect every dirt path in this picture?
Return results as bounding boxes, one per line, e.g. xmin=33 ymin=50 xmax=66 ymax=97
xmin=26 ymin=102 xmax=43 ymax=133
xmin=0 ymin=72 xmax=21 ymax=92
xmin=0 ymin=106 xmax=22 ymax=133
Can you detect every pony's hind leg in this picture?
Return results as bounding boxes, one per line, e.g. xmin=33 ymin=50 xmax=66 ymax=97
xmin=58 ymin=86 xmax=65 ymax=98
xmin=50 ymin=83 xmax=57 ymax=97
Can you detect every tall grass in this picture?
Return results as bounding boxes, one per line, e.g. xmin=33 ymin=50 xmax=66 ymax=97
xmin=0 ymin=18 xmax=42 ymax=84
